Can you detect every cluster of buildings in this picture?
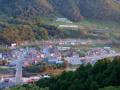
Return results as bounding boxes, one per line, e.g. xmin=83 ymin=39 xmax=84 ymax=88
xmin=0 ymin=74 xmax=50 ymax=89
xmin=42 ymin=45 xmax=63 ymax=64
xmin=87 ymin=47 xmax=116 ymax=56
xmin=0 ymin=44 xmax=119 ymax=89
xmin=0 ymin=45 xmax=117 ymax=67
xmin=0 ymin=48 xmax=44 ymax=66
xmin=64 ymin=47 xmax=117 ymax=65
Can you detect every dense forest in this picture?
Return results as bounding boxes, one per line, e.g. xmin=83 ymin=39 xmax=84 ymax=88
xmin=8 ymin=56 xmax=120 ymax=90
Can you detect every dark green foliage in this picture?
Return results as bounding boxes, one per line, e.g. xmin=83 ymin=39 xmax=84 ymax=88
xmin=35 ymin=57 xmax=120 ymax=90
xmin=9 ymin=57 xmax=120 ymax=90
xmin=7 ymin=84 xmax=49 ymax=90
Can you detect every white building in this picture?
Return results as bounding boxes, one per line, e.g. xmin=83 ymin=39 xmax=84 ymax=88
xmin=11 ymin=43 xmax=17 ymax=48
xmin=47 ymin=56 xmax=63 ymax=64
xmin=56 ymin=18 xmax=72 ymax=23
xmin=57 ymin=46 xmax=71 ymax=51
xmin=65 ymin=55 xmax=82 ymax=65
xmin=58 ymin=25 xmax=78 ymax=28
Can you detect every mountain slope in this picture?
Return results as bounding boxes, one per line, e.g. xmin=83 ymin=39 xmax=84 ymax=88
xmin=78 ymin=0 xmax=120 ymax=22
xmin=0 ymin=0 xmax=83 ymax=21
xmin=0 ymin=0 xmax=53 ymax=17
xmin=49 ymin=0 xmax=83 ymax=21
xmin=0 ymin=0 xmax=120 ymax=22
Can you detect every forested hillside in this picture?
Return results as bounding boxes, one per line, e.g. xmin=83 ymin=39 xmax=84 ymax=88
xmin=0 ymin=0 xmax=53 ymax=17
xmin=78 ymin=0 xmax=120 ymax=22
xmin=0 ymin=0 xmax=120 ymax=45
xmin=0 ymin=0 xmax=120 ymax=21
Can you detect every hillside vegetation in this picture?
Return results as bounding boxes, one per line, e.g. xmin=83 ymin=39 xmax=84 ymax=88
xmin=78 ymin=0 xmax=120 ymax=22
xmin=0 ymin=0 xmax=120 ymax=22
xmin=0 ymin=0 xmax=120 ymax=45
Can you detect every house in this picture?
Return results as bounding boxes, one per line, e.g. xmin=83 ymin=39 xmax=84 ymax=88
xmin=65 ymin=54 xmax=82 ymax=65
xmin=58 ymin=25 xmax=78 ymax=28
xmin=10 ymin=43 xmax=17 ymax=48
xmin=56 ymin=18 xmax=72 ymax=23
xmin=57 ymin=46 xmax=71 ymax=51
xmin=45 ymin=56 xmax=63 ymax=64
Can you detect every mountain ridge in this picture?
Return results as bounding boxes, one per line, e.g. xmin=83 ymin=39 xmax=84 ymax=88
xmin=0 ymin=0 xmax=120 ymax=22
